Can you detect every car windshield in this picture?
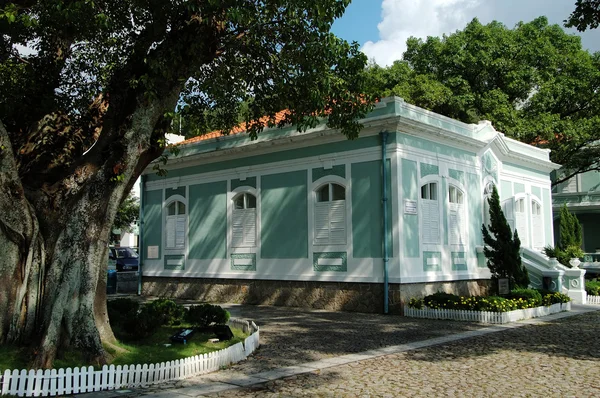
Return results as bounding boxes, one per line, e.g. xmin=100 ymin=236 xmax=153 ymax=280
xmin=115 ymin=247 xmax=138 ymax=259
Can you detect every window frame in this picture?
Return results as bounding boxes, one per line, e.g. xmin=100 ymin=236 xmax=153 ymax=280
xmin=420 ymin=178 xmax=441 ymax=246
xmin=229 ymin=186 xmax=259 ymax=252
xmin=447 ymin=182 xmax=467 ymax=246
xmin=231 ymin=190 xmax=258 ymax=248
xmin=311 ymin=176 xmax=349 ymax=248
xmin=163 ymin=194 xmax=188 ymax=253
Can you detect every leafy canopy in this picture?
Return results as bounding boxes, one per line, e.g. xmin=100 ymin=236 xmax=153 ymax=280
xmin=482 ymin=185 xmax=529 ymax=290
xmin=1 ymin=0 xmax=373 ymax=189
xmin=565 ymin=0 xmax=600 ymax=31
xmin=365 ymin=17 xmax=600 ymax=185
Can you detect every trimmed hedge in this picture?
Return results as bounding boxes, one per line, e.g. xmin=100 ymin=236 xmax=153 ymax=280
xmin=585 ymin=280 xmax=600 ymax=296
xmin=408 ymin=289 xmax=570 ymax=313
xmin=186 ymin=304 xmax=230 ymax=328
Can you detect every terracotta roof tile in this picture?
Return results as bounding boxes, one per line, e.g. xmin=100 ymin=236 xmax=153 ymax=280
xmin=177 ymin=110 xmax=290 ymax=146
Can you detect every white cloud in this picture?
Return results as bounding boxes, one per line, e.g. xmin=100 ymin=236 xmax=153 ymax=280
xmin=362 ymin=0 xmax=481 ymax=66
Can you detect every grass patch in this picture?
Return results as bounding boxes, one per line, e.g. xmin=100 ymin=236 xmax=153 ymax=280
xmin=0 ymin=345 xmax=30 ymax=371
xmin=52 ymin=324 xmax=247 ymax=370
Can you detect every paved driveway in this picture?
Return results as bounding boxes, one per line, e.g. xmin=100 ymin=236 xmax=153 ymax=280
xmin=88 ymin=300 xmax=600 ymax=398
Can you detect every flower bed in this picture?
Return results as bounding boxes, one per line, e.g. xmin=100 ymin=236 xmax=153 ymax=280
xmin=405 ymin=290 xmax=571 ymax=324
xmin=404 ymin=302 xmax=571 ymax=324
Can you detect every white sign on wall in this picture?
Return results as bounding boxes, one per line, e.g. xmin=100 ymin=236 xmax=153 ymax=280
xmin=404 ymin=199 xmax=417 ymax=215
xmin=147 ymin=245 xmax=159 ymax=259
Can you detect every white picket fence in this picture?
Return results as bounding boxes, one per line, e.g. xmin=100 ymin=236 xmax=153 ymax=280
xmin=0 ymin=318 xmax=259 ymax=397
xmin=588 ymin=295 xmax=600 ymax=305
xmin=404 ymin=302 xmax=571 ymax=324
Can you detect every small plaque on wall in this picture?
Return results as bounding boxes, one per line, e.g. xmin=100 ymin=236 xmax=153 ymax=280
xmin=404 ymin=199 xmax=417 ymax=214
xmin=147 ymin=245 xmax=159 ymax=259
xmin=498 ymin=278 xmax=510 ymax=295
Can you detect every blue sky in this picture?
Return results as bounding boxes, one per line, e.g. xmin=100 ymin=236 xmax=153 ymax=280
xmin=332 ymin=0 xmax=600 ymax=66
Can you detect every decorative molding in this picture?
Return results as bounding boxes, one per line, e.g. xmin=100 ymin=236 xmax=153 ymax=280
xmin=423 ymin=251 xmax=442 ymax=272
xmin=313 ymin=252 xmax=347 ymax=272
xmin=230 ymin=253 xmax=256 ymax=271
xmin=164 ymin=255 xmax=185 ymax=270
xmin=420 ymin=163 xmax=439 ymax=178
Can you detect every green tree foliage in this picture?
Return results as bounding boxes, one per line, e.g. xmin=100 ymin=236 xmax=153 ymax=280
xmin=110 ymin=193 xmax=139 ymax=243
xmin=365 ymin=17 xmax=600 ymax=184
xmin=0 ymin=0 xmax=372 ymax=367
xmin=565 ymin=0 xmax=600 ymax=31
xmin=482 ymin=186 xmax=529 ymax=290
xmin=544 ymin=204 xmax=584 ymax=266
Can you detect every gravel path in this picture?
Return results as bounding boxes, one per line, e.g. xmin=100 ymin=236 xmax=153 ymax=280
xmin=207 ymin=309 xmax=600 ymax=398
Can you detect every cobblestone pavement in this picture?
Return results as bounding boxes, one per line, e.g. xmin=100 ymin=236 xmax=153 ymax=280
xmin=207 ymin=309 xmax=600 ymax=398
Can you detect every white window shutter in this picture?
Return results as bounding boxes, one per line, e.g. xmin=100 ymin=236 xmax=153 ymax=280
xmin=175 ymin=216 xmax=186 ymax=248
xmin=514 ymin=200 xmax=528 ymax=247
xmin=166 ymin=216 xmax=176 ymax=248
xmin=314 ymin=202 xmax=330 ymax=245
xmin=422 ymin=200 xmax=439 ymax=244
xmin=244 ymin=209 xmax=256 ymax=246
xmin=457 ymin=203 xmax=466 ymax=245
xmin=448 ymin=204 xmax=459 ymax=245
xmin=329 ymin=201 xmax=346 ymax=245
xmin=501 ymin=198 xmax=515 ymax=232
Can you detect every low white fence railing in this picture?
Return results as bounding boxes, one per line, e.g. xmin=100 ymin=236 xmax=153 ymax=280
xmin=1 ymin=318 xmax=259 ymax=397
xmin=404 ymin=302 xmax=571 ymax=324
xmin=588 ymin=295 xmax=600 ymax=305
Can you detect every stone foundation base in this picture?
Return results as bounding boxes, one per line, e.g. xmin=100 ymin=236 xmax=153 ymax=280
xmin=142 ymin=277 xmax=491 ymax=315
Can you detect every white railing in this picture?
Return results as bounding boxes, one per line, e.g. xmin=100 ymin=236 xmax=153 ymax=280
xmin=1 ymin=318 xmax=259 ymax=397
xmin=404 ymin=302 xmax=571 ymax=324
xmin=587 ymin=295 xmax=600 ymax=305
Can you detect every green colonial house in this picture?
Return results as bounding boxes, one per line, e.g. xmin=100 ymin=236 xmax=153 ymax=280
xmin=139 ymin=97 xmax=562 ymax=313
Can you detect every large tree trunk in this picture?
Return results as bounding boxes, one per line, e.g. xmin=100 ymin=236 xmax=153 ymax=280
xmin=0 ymin=86 xmax=179 ymax=367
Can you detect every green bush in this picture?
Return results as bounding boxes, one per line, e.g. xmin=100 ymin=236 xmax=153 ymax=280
xmin=407 ymin=289 xmax=571 ymax=313
xmin=585 ymin=280 xmax=600 ymax=296
xmin=186 ymin=304 xmax=230 ymax=328
xmin=507 ymin=288 xmax=542 ymax=307
xmin=107 ymin=298 xmax=140 ymax=329
xmin=145 ymin=298 xmax=186 ymax=326
xmin=123 ymin=305 xmax=163 ymax=338
xmin=542 ymin=292 xmax=571 ymax=306
xmin=423 ymin=292 xmax=460 ymax=308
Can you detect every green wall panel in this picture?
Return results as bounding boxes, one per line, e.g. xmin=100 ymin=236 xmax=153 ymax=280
xmin=164 ymin=255 xmax=185 ymax=270
xmin=312 ymin=165 xmax=345 ymax=182
xmin=351 ymin=160 xmax=392 ymax=258
xmin=451 ymin=252 xmax=467 ymax=271
xmin=230 ymin=253 xmax=256 ymax=271
xmin=166 ymin=186 xmax=186 ymax=199
xmin=448 ymin=169 xmax=465 ymax=184
xmin=143 ymin=190 xmax=163 ymax=260
xmin=467 ymin=173 xmax=483 ymax=247
xmin=231 ymin=177 xmax=257 ymax=191
xmin=261 ymin=171 xmax=308 ymax=258
xmin=514 ymin=183 xmax=525 ymax=194
xmin=313 ymin=252 xmax=347 ymax=272
xmin=420 ymin=163 xmax=439 ymax=178
xmin=188 ymin=181 xmax=227 ymax=259
xmin=423 ymin=251 xmax=442 ymax=272
xmin=531 ymin=186 xmax=542 ymax=200
xmin=402 ymin=159 xmax=419 ymax=258
xmin=500 ymin=180 xmax=513 ymax=201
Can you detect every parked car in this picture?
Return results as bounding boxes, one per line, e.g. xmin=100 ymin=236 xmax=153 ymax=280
xmin=109 ymin=246 xmax=139 ymax=272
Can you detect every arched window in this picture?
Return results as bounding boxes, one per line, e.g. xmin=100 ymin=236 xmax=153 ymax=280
xmin=232 ymin=192 xmax=257 ymax=247
xmin=515 ymin=197 xmax=528 ymax=247
xmin=314 ymin=183 xmax=346 ymax=245
xmin=421 ymin=182 xmax=440 ymax=244
xmin=166 ymin=200 xmax=186 ymax=250
xmin=448 ymin=185 xmax=466 ymax=245
xmin=531 ymin=199 xmax=544 ymax=249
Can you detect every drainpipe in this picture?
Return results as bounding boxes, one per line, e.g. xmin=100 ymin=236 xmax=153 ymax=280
xmin=137 ymin=175 xmax=146 ymax=296
xmin=381 ymin=132 xmax=390 ymax=314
